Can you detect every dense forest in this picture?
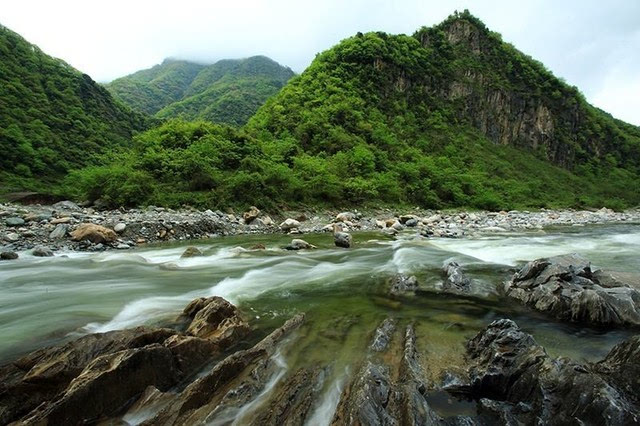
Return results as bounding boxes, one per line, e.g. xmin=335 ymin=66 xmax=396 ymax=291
xmin=106 ymin=56 xmax=295 ymax=126
xmin=3 ymin=11 xmax=640 ymax=211
xmin=0 ymin=24 xmax=148 ymax=192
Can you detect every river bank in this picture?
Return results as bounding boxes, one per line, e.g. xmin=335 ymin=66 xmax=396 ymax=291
xmin=1 ymin=200 xmax=639 ymax=256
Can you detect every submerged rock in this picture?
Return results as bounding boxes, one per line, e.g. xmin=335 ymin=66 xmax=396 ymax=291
xmin=442 ymin=261 xmax=472 ymax=293
xmin=32 ymin=246 xmax=54 ymax=257
xmin=461 ymin=319 xmax=640 ymax=425
xmin=180 ymin=246 xmax=203 ymax=258
xmin=389 ymin=274 xmax=419 ymax=296
xmin=504 ymin=254 xmax=640 ymax=326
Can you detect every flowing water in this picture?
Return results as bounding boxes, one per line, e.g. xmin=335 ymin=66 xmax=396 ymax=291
xmin=1 ymin=223 xmax=639 ymax=421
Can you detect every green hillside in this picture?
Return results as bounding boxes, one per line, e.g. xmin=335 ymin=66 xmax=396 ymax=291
xmin=0 ymin=24 xmax=148 ymax=191
xmin=106 ymin=56 xmax=295 ymax=126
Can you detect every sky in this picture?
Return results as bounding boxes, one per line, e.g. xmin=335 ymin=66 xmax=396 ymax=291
xmin=2 ymin=0 xmax=639 ymax=125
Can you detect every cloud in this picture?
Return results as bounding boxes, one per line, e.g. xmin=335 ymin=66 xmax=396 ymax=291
xmin=1 ymin=0 xmax=639 ymax=124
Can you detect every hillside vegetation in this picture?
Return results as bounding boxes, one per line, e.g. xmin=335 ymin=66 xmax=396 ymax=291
xmin=66 ymin=11 xmax=640 ymax=210
xmin=106 ymin=56 xmax=295 ymax=126
xmin=0 ymin=24 xmax=148 ymax=192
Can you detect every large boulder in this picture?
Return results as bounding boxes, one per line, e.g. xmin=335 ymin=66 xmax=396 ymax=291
xmin=279 ymin=218 xmax=301 ymax=231
xmin=0 ymin=251 xmax=18 ymax=260
xmin=503 ymin=254 xmax=640 ymax=326
xmin=334 ymin=231 xmax=352 ymax=248
xmin=70 ymin=223 xmax=118 ymax=244
xmin=461 ymin=319 xmax=640 ymax=425
xmin=242 ymin=206 xmax=261 ymax=224
xmin=183 ymin=296 xmax=250 ymax=346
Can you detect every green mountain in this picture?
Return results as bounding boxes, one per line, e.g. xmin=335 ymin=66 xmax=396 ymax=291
xmin=106 ymin=56 xmax=295 ymax=126
xmin=0 ymin=24 xmax=148 ymax=191
xmin=65 ymin=11 xmax=640 ymax=210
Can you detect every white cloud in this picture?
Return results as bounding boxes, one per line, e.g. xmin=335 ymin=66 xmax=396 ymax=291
xmin=1 ymin=0 xmax=639 ymax=124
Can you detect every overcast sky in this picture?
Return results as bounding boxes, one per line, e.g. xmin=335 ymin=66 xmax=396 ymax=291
xmin=2 ymin=0 xmax=639 ymax=124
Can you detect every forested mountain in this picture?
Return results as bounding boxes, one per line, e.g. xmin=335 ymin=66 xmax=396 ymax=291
xmin=106 ymin=56 xmax=295 ymax=125
xmin=0 ymin=24 xmax=148 ymax=190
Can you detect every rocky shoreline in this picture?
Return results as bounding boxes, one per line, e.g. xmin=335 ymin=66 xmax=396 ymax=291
xmin=1 ymin=201 xmax=639 ymax=257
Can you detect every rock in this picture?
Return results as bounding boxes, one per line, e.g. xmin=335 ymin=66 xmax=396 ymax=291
xmin=460 ymin=319 xmax=640 ymax=425
xmin=389 ymin=274 xmax=419 ymax=296
xmin=4 ymin=232 xmax=20 ymax=242
xmin=370 ymin=318 xmax=396 ymax=352
xmin=375 ymin=219 xmax=386 ymax=228
xmin=242 ymin=206 xmax=261 ymax=224
xmin=503 ymin=254 xmax=640 ymax=326
xmin=52 ymin=200 xmax=81 ymax=211
xmin=0 ymin=251 xmax=18 ymax=260
xmin=116 ymin=243 xmax=130 ymax=250
xmin=336 ymin=212 xmax=356 ymax=223
xmin=399 ymin=214 xmax=418 ymax=224
xmin=32 ymin=246 xmax=54 ymax=257
xmin=405 ymin=218 xmax=419 ymax=227
xmin=24 ymin=212 xmax=52 ymax=222
xmin=181 ymin=246 xmax=203 ymax=258
xmin=113 ymin=223 xmax=126 ymax=233
xmin=284 ymin=238 xmax=317 ymax=250
xmin=260 ymin=215 xmax=274 ymax=226
xmin=50 ymin=216 xmax=72 ymax=224
xmin=279 ymin=218 xmax=301 ymax=231
xmin=49 ymin=224 xmax=68 ymax=240
xmin=183 ymin=296 xmax=249 ymax=345
xmin=334 ymin=231 xmax=352 ymax=248
xmin=92 ymin=199 xmax=109 ymax=210
xmin=442 ymin=261 xmax=472 ymax=293
xmin=250 ymin=243 xmax=266 ymax=250
xmin=70 ymin=223 xmax=118 ymax=244
xmin=391 ymin=220 xmax=404 ymax=231
xmin=5 ymin=217 xmax=25 ymax=227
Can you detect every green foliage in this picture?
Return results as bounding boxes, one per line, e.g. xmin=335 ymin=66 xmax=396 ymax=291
xmin=0 ymin=24 xmax=148 ymax=191
xmin=106 ymin=56 xmax=295 ymax=126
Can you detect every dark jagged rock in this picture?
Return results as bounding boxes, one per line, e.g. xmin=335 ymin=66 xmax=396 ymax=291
xmin=443 ymin=261 xmax=471 ymax=293
xmin=462 ymin=319 xmax=640 ymax=425
xmin=0 ymin=326 xmax=176 ymax=425
xmin=504 ymin=254 xmax=640 ymax=326
xmin=370 ymin=318 xmax=396 ymax=352
xmin=389 ymin=274 xmax=419 ymax=296
xmin=1 ymin=296 xmax=248 ymax=425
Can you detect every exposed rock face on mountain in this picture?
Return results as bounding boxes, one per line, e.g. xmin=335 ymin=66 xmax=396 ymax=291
xmin=106 ymin=56 xmax=295 ymax=125
xmin=460 ymin=319 xmax=640 ymax=425
xmin=503 ymin=254 xmax=640 ymax=326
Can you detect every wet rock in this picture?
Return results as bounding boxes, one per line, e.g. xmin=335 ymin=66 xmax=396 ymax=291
xmin=250 ymin=243 xmax=266 ymax=250
xmin=5 ymin=217 xmax=25 ymax=227
xmin=462 ymin=319 xmax=640 ymax=425
xmin=113 ymin=223 xmax=126 ymax=233
xmin=0 ymin=251 xmax=18 ymax=260
xmin=504 ymin=254 xmax=640 ymax=326
xmin=284 ymin=238 xmax=316 ymax=250
xmin=243 ymin=206 xmax=261 ymax=224
xmin=370 ymin=318 xmax=396 ymax=352
xmin=389 ymin=274 xmax=419 ymax=296
xmin=49 ymin=224 xmax=68 ymax=239
xmin=183 ymin=296 xmax=249 ymax=346
xmin=32 ymin=246 xmax=54 ymax=257
xmin=279 ymin=218 xmax=301 ymax=231
xmin=0 ymin=326 xmax=176 ymax=425
xmin=70 ymin=223 xmax=118 ymax=244
xmin=181 ymin=246 xmax=203 ymax=258
xmin=442 ymin=261 xmax=471 ymax=293
xmin=334 ymin=231 xmax=352 ymax=248
xmin=52 ymin=200 xmax=81 ymax=211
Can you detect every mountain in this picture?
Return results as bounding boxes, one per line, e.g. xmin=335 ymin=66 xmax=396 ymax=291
xmin=106 ymin=56 xmax=295 ymax=126
xmin=66 ymin=11 xmax=640 ymax=210
xmin=0 ymin=24 xmax=148 ymax=190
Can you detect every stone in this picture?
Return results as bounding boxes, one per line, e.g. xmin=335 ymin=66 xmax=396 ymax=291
xmin=405 ymin=218 xmax=419 ymax=227
xmin=4 ymin=232 xmax=20 ymax=242
xmin=113 ymin=223 xmax=126 ymax=233
xmin=49 ymin=224 xmax=68 ymax=239
xmin=242 ymin=206 xmax=261 ymax=224
xmin=336 ymin=212 xmax=356 ymax=222
xmin=183 ymin=296 xmax=250 ymax=345
xmin=334 ymin=231 xmax=352 ymax=248
xmin=32 ymin=246 xmax=54 ymax=257
xmin=1 ymin=251 xmax=18 ymax=260
xmin=50 ymin=217 xmax=72 ymax=224
xmin=284 ymin=238 xmax=317 ymax=250
xmin=5 ymin=217 xmax=25 ymax=227
xmin=116 ymin=243 xmax=130 ymax=249
xmin=260 ymin=215 xmax=274 ymax=226
xmin=70 ymin=223 xmax=118 ymax=244
xmin=279 ymin=218 xmax=301 ymax=231
xmin=459 ymin=319 xmax=640 ymax=425
xmin=442 ymin=261 xmax=472 ymax=293
xmin=503 ymin=254 xmax=640 ymax=326
xmin=250 ymin=243 xmax=266 ymax=250
xmin=181 ymin=246 xmax=203 ymax=258
xmin=52 ymin=200 xmax=81 ymax=211
xmin=389 ymin=274 xmax=419 ymax=295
